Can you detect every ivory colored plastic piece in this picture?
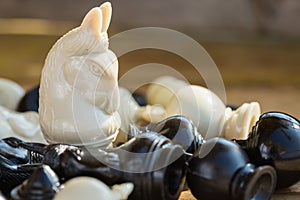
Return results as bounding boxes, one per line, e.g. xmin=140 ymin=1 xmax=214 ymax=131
xmin=0 ymin=105 xmax=46 ymax=143
xmin=146 ymin=76 xmax=189 ymax=108
xmin=0 ymin=78 xmax=25 ymax=110
xmin=223 ymin=102 xmax=260 ymax=139
xmin=39 ymin=2 xmax=121 ymax=146
xmin=118 ymin=87 xmax=166 ymax=133
xmin=54 ymin=177 xmax=133 ymax=200
xmin=146 ymin=76 xmax=261 ymax=140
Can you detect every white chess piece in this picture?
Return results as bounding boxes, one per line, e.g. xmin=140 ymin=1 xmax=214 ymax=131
xmin=118 ymin=87 xmax=165 ymax=133
xmin=54 ymin=177 xmax=134 ymax=200
xmin=0 ymin=105 xmax=46 ymax=143
xmin=146 ymin=76 xmax=261 ymax=140
xmin=39 ymin=2 xmax=121 ymax=146
xmin=0 ymin=78 xmax=25 ymax=110
xmin=146 ymin=76 xmax=188 ymax=108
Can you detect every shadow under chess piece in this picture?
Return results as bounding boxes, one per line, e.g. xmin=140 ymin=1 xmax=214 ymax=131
xmin=236 ymin=111 xmax=300 ymax=189
xmin=187 ymin=138 xmax=277 ymax=200
xmin=10 ymin=165 xmax=60 ymax=200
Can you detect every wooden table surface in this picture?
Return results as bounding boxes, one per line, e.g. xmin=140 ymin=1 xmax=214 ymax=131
xmin=179 ymin=183 xmax=300 ymax=199
xmin=1 ymin=34 xmax=300 ymax=199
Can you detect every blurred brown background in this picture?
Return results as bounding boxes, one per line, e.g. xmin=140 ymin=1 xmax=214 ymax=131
xmin=0 ymin=1 xmax=300 ymax=199
xmin=1 ymin=0 xmax=299 ymax=118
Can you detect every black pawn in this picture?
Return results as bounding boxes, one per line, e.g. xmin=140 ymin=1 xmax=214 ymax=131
xmin=132 ymin=92 xmax=147 ymax=106
xmin=17 ymin=86 xmax=39 ymax=112
xmin=236 ymin=112 xmax=300 ymax=189
xmin=187 ymin=138 xmax=277 ymax=200
xmin=10 ymin=165 xmax=60 ymax=200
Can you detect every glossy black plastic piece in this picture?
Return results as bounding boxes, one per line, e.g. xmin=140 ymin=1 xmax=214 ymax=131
xmin=10 ymin=165 xmax=60 ymax=200
xmin=187 ymin=138 xmax=276 ymax=200
xmin=17 ymin=85 xmax=39 ymax=112
xmin=137 ymin=115 xmax=203 ymax=156
xmin=236 ymin=112 xmax=300 ymax=189
xmin=0 ymin=133 xmax=187 ymax=200
xmin=132 ymin=92 xmax=147 ymax=106
xmin=0 ymin=138 xmax=44 ymax=197
xmin=43 ymin=132 xmax=187 ymax=200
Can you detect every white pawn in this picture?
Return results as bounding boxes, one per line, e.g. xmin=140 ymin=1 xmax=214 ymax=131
xmin=0 ymin=105 xmax=46 ymax=143
xmin=54 ymin=177 xmax=134 ymax=200
xmin=0 ymin=78 xmax=45 ymax=142
xmin=39 ymin=2 xmax=121 ymax=146
xmin=146 ymin=76 xmax=261 ymax=140
xmin=0 ymin=78 xmax=25 ymax=110
xmin=118 ymin=87 xmax=165 ymax=133
xmin=146 ymin=76 xmax=188 ymax=108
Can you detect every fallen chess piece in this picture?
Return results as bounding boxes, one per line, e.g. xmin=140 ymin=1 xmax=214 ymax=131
xmin=39 ymin=2 xmax=121 ymax=147
xmin=236 ymin=111 xmax=300 ymax=189
xmin=146 ymin=76 xmax=189 ymax=108
xmin=138 ymin=115 xmax=204 ymax=156
xmin=118 ymin=87 xmax=166 ymax=133
xmin=0 ymin=137 xmax=47 ymax=196
xmin=0 ymin=105 xmax=45 ymax=143
xmin=0 ymin=132 xmax=187 ymax=200
xmin=54 ymin=177 xmax=133 ymax=200
xmin=146 ymin=76 xmax=261 ymax=140
xmin=187 ymin=137 xmax=277 ymax=200
xmin=42 ymin=132 xmax=187 ymax=200
xmin=0 ymin=78 xmax=25 ymax=110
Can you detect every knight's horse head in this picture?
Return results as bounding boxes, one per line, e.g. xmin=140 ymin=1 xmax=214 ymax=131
xmin=39 ymin=2 xmax=121 ymax=146
xmin=62 ymin=2 xmax=119 ymax=114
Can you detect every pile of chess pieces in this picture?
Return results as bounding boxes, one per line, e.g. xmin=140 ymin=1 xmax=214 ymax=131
xmin=0 ymin=2 xmax=300 ymax=200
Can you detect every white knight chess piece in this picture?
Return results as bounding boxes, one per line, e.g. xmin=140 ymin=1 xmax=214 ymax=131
xmin=39 ymin=2 xmax=121 ymax=146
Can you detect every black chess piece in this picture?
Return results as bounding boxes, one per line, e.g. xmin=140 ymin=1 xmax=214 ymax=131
xmin=132 ymin=91 xmax=147 ymax=106
xmin=0 ymin=133 xmax=187 ymax=200
xmin=187 ymin=138 xmax=277 ymax=200
xmin=0 ymin=137 xmax=44 ymax=197
xmin=235 ymin=111 xmax=300 ymax=189
xmin=42 ymin=132 xmax=187 ymax=200
xmin=139 ymin=115 xmax=204 ymax=156
xmin=17 ymin=85 xmax=39 ymax=112
xmin=10 ymin=165 xmax=60 ymax=200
